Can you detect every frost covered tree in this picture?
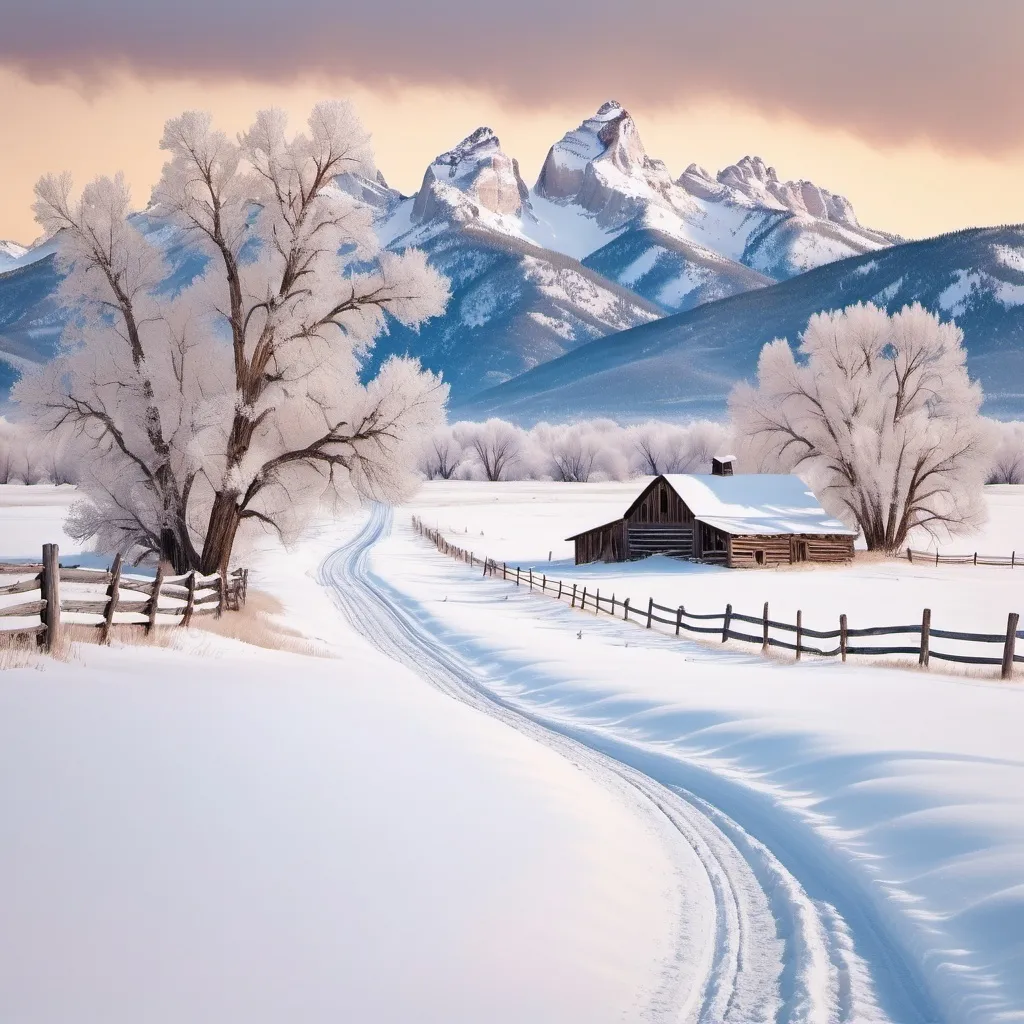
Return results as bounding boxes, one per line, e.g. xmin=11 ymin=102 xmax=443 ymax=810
xmin=989 ymin=422 xmax=1024 ymax=484
xmin=15 ymin=102 xmax=449 ymax=572
xmin=730 ymin=303 xmax=996 ymax=551
xmin=627 ymin=420 xmax=730 ymax=476
xmin=420 ymin=427 xmax=465 ymax=479
xmin=457 ymin=419 xmax=523 ymax=481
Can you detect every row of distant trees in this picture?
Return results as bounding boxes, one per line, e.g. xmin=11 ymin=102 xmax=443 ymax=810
xmin=2 ymin=99 xmax=1018 ymax=560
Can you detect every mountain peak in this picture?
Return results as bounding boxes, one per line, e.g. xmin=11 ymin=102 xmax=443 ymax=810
xmin=412 ymin=127 xmax=528 ymax=223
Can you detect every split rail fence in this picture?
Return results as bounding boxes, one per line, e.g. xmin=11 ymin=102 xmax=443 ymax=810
xmin=414 ymin=518 xmax=1023 ymax=680
xmin=0 ymin=544 xmax=248 ymax=652
xmin=907 ymin=548 xmax=1023 ymax=567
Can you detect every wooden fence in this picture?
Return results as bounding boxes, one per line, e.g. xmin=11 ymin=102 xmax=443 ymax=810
xmin=414 ymin=518 xmax=1022 ymax=680
xmin=907 ymin=548 xmax=1022 ymax=567
xmin=0 ymin=544 xmax=248 ymax=652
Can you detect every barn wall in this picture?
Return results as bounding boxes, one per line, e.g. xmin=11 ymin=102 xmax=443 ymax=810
xmin=625 ymin=479 xmax=694 ymax=527
xmin=574 ymin=520 xmax=627 ymax=564
xmin=726 ymin=533 xmax=855 ymax=568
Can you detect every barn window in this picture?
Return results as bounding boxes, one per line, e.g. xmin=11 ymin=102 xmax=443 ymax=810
xmin=755 ymin=550 xmax=765 ymax=565
xmin=660 ymin=488 xmax=668 ymax=515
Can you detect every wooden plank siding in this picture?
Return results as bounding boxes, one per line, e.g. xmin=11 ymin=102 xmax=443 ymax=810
xmin=569 ymin=476 xmax=855 ymax=567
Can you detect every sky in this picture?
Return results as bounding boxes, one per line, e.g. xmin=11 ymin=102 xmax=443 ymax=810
xmin=2 ymin=0 xmax=1023 ymax=244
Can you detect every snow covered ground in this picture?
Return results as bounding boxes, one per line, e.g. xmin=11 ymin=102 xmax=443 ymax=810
xmin=0 ymin=495 xmax=683 ymax=1023
xmin=4 ymin=481 xmax=1024 ymax=1021
xmin=409 ymin=480 xmax=1024 ymax=648
xmin=383 ymin=482 xmax=1024 ymax=1020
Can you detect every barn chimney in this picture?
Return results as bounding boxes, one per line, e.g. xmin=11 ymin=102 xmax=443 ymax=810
xmin=711 ymin=454 xmax=736 ymax=476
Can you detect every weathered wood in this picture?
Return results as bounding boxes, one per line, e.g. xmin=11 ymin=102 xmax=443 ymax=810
xmin=40 ymin=543 xmax=60 ymax=652
xmin=147 ymin=566 xmax=165 ymax=635
xmin=557 ymin=580 xmax=562 ymax=600
xmin=0 ymin=599 xmax=47 ymax=617
xmin=595 ymin=588 xmax=600 ymax=615
xmin=722 ymin=603 xmax=732 ymax=643
xmin=795 ymin=610 xmax=802 ymax=660
xmin=919 ymin=608 xmax=931 ymax=668
xmin=217 ymin=571 xmax=226 ymax=618
xmin=541 ymin=574 xmax=546 ymax=592
xmin=676 ymin=605 xmax=683 ymax=636
xmin=62 ymin=600 xmax=115 ymax=615
xmin=516 ymin=566 xmax=521 ymax=586
xmin=646 ymin=597 xmax=654 ymax=629
xmin=623 ymin=597 xmax=630 ymax=621
xmin=100 ymin=554 xmax=123 ymax=645
xmin=0 ymin=623 xmax=46 ymax=637
xmin=581 ymin=587 xmax=588 ymax=611
xmin=529 ymin=569 xmax=533 ymax=591
xmin=762 ymin=601 xmax=769 ymax=652
xmin=182 ymin=571 xmax=197 ymax=627
xmin=0 ymin=578 xmax=41 ymax=597
xmin=840 ymin=614 xmax=848 ymax=662
xmin=57 ymin=568 xmax=112 ymax=584
xmin=571 ymin=584 xmax=577 ymax=608
xmin=1001 ymin=612 xmax=1019 ymax=680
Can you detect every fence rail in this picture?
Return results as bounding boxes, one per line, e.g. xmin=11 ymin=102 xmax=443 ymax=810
xmin=907 ymin=547 xmax=1022 ymax=567
xmin=0 ymin=544 xmax=248 ymax=651
xmin=414 ymin=518 xmax=1022 ymax=680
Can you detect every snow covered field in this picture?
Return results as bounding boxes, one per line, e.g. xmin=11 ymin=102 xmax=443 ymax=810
xmin=4 ymin=481 xmax=1024 ymax=1021
xmin=409 ymin=480 xmax=1024 ymax=646
xmin=0 ymin=495 xmax=682 ymax=1023
xmin=375 ymin=491 xmax=1024 ymax=1021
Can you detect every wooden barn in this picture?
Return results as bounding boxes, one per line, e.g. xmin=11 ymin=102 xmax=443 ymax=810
xmin=567 ymin=463 xmax=856 ymax=568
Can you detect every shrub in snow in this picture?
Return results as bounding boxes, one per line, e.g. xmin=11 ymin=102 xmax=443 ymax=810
xmin=730 ymin=302 xmax=996 ymax=552
xmin=14 ymin=102 xmax=449 ymax=572
xmin=0 ymin=416 xmax=77 ymax=485
xmin=420 ymin=427 xmax=466 ymax=480
xmin=988 ymin=422 xmax=1024 ymax=484
xmin=455 ymin=419 xmax=525 ymax=481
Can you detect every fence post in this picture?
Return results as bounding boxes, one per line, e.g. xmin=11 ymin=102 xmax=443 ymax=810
xmin=974 ymin=552 xmax=978 ymax=566
xmin=611 ymin=594 xmax=616 ymax=616
xmin=183 ymin=570 xmax=197 ymax=627
xmin=919 ymin=608 xmax=931 ymax=668
xmin=623 ymin=597 xmax=629 ymax=621
xmin=529 ymin=569 xmax=533 ymax=591
xmin=217 ymin=571 xmax=226 ymax=618
xmin=482 ymin=558 xmax=488 ymax=577
xmin=516 ymin=567 xmax=521 ymax=587
xmin=503 ymin=562 xmax=507 ymax=580
xmin=100 ymin=553 xmax=123 ymax=645
xmin=541 ymin=574 xmax=546 ymax=592
xmin=582 ymin=587 xmax=588 ymax=611
xmin=571 ymin=584 xmax=577 ymax=608
xmin=557 ymin=580 xmax=562 ymax=600
xmin=907 ymin=547 xmax=912 ymax=563
xmin=595 ymin=588 xmax=600 ymax=614
xmin=762 ymin=601 xmax=769 ymax=653
xmin=935 ymin=551 xmax=939 ymax=566
xmin=39 ymin=543 xmax=60 ymax=653
xmin=795 ymin=610 xmax=802 ymax=661
xmin=840 ymin=614 xmax=848 ymax=662
xmin=676 ymin=606 xmax=683 ymax=636
xmin=646 ymin=597 xmax=653 ymax=629
xmin=147 ymin=565 xmax=165 ymax=635
xmin=722 ymin=603 xmax=732 ymax=643
xmin=1001 ymin=612 xmax=1019 ymax=680
xmin=1013 ymin=551 xmax=1016 ymax=568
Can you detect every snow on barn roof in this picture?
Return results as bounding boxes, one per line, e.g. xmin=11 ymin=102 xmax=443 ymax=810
xmin=661 ymin=474 xmax=858 ymax=537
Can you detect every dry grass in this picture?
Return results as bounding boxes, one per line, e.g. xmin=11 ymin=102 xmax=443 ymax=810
xmin=1 ymin=589 xmax=331 ymax=668
xmin=188 ymin=589 xmax=332 ymax=658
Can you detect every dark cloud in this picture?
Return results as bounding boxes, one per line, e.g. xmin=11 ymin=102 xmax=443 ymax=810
xmin=3 ymin=0 xmax=1022 ymax=154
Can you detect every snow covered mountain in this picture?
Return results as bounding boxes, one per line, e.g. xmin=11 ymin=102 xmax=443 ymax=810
xmin=453 ymin=226 xmax=1024 ymax=423
xmin=347 ymin=131 xmax=663 ymax=399
xmin=0 ymin=104 xmax=907 ymax=407
xmin=0 ymin=241 xmax=28 ymax=273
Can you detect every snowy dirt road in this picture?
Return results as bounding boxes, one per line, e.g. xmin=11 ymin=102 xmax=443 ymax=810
xmin=319 ymin=505 xmax=941 ymax=1024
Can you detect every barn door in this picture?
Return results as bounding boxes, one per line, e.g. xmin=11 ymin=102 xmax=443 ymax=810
xmin=791 ymin=538 xmax=809 ymax=563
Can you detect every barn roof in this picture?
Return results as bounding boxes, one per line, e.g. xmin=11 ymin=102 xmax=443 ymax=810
xmin=661 ymin=474 xmax=858 ymax=537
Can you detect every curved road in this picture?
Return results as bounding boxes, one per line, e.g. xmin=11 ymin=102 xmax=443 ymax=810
xmin=319 ymin=505 xmax=942 ymax=1024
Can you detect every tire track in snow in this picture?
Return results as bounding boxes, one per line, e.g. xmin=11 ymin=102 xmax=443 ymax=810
xmin=319 ymin=505 xmax=938 ymax=1023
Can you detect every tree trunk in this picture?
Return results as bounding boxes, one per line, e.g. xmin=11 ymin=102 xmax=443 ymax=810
xmin=201 ymin=491 xmax=242 ymax=576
